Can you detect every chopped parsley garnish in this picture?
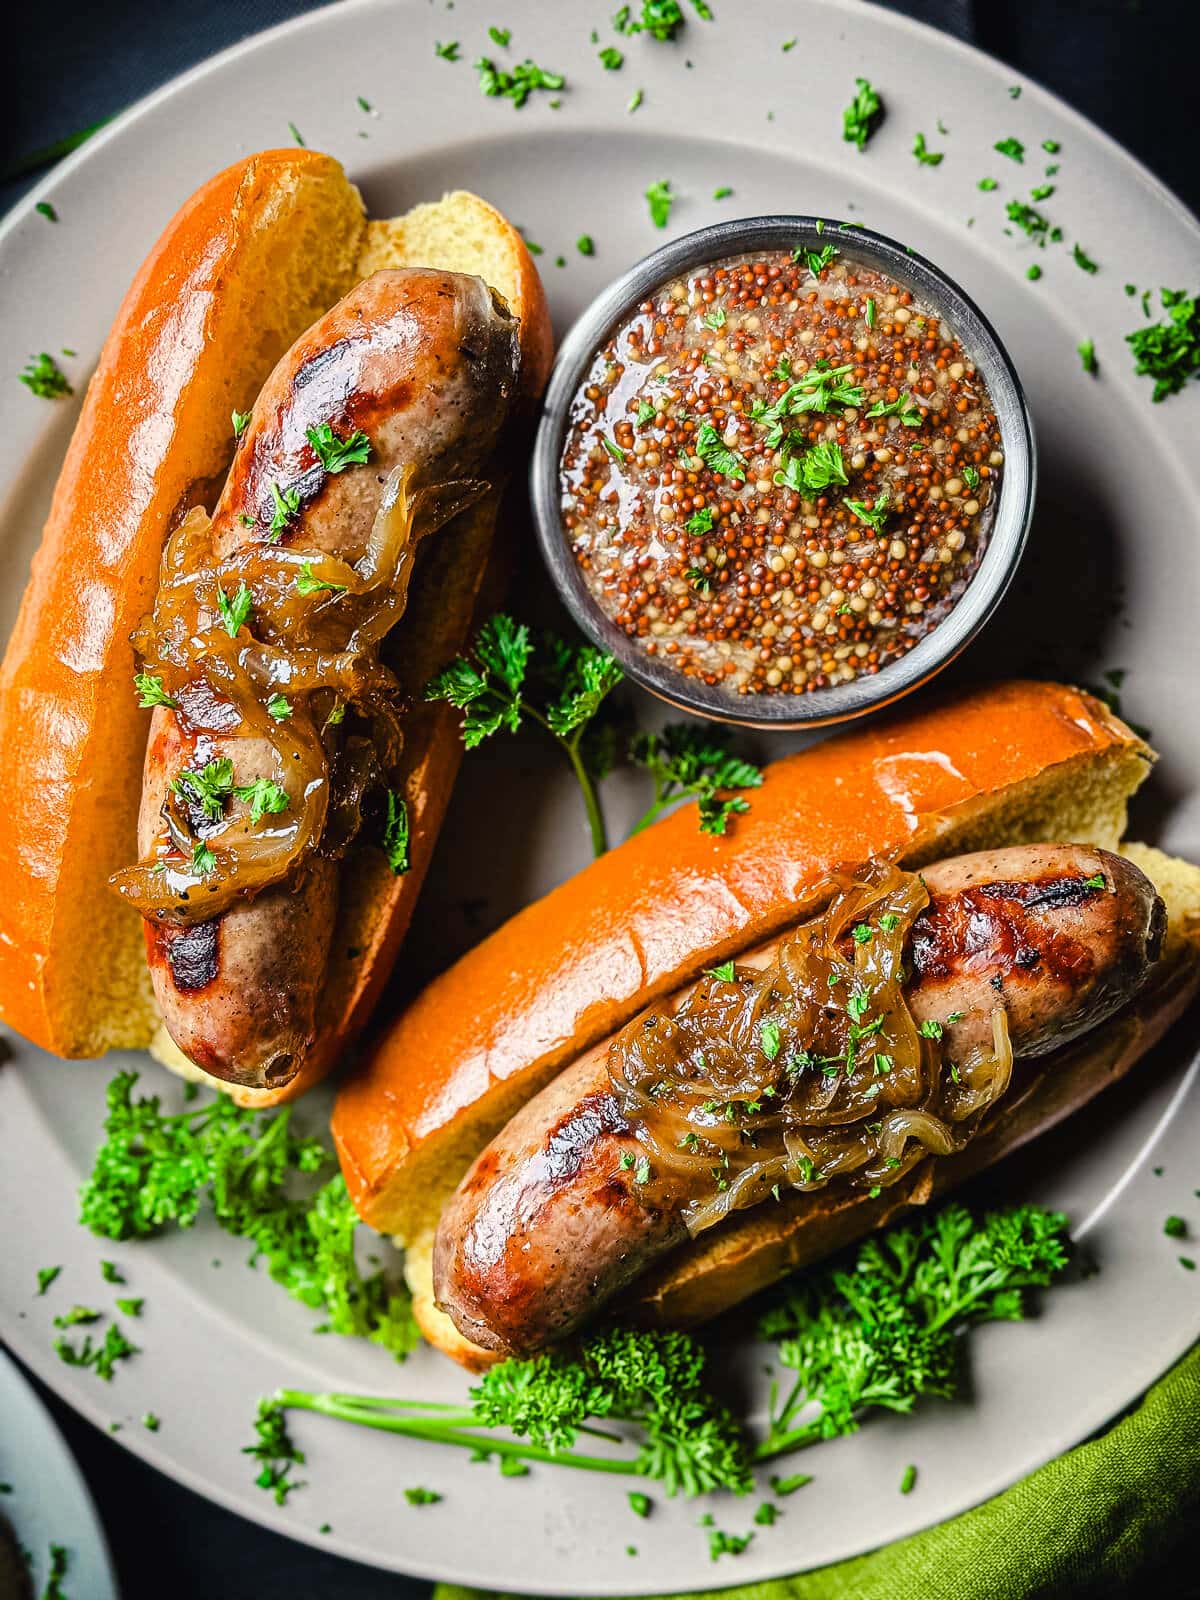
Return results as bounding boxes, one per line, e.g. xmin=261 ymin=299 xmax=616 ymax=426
xmin=143 ymin=1412 xmax=160 ymax=1431
xmin=426 ymin=614 xmax=622 ymax=856
xmin=712 ymin=185 xmax=733 ymax=200
xmin=866 ymin=391 xmax=923 ymax=427
xmin=54 ymin=1320 xmax=138 ymax=1381
xmin=475 ymin=56 xmax=565 ymax=107
xmin=489 ymin=25 xmax=511 ymax=46
xmin=232 ymin=409 xmax=251 ymax=439
xmin=1082 ymin=873 xmax=1106 ymax=890
xmin=707 ymin=960 xmax=736 ymax=982
xmin=630 ymin=724 xmax=762 ymax=836
xmin=918 ymin=1018 xmax=944 ymax=1040
xmin=173 ymin=757 xmax=235 ymax=821
xmin=796 ymin=242 xmax=838 ymax=276
xmin=41 ymin=1544 xmax=70 ymax=1600
xmin=233 ymin=778 xmax=290 ymax=825
xmin=245 ymin=1400 xmax=307 ymax=1504
xmin=613 ymin=0 xmax=688 ymax=41
xmin=628 ymin=88 xmax=644 ymax=113
xmin=645 ymin=179 xmax=674 ymax=228
xmin=694 ymin=420 xmax=747 ymax=480
xmin=961 ymin=464 xmax=980 ymax=489
xmin=629 ymin=1490 xmax=652 ymax=1516
xmin=1164 ymin=1215 xmax=1187 ymax=1239
xmin=760 ymin=1020 xmax=782 ymax=1060
xmin=636 ymin=399 xmax=658 ymax=426
xmin=865 ymin=297 xmax=877 ymax=327
xmin=1072 ymin=244 xmax=1099 ymax=273
xmin=899 ymin=1463 xmax=918 ymax=1494
xmin=405 ymin=1486 xmax=443 ymax=1505
xmin=134 ymin=672 xmax=178 ymax=710
xmin=1042 ymin=138 xmax=1060 ymax=153
xmin=770 ymin=1472 xmax=813 ymax=1495
xmin=577 ymin=234 xmax=596 ymax=256
xmin=842 ymin=77 xmax=883 ymax=151
xmin=1029 ymin=183 xmax=1055 ymax=201
xmin=217 ymin=581 xmax=253 ymax=637
xmin=978 ymin=177 xmax=998 ymax=191
xmin=36 ymin=200 xmax=58 ymax=221
xmin=1125 ymin=288 xmax=1200 ymax=402
xmin=702 ymin=307 xmax=727 ymax=330
xmin=37 ymin=1265 xmax=62 ymax=1295
xmin=116 ymin=1297 xmax=143 ymax=1317
xmin=776 ymin=438 xmax=848 ymax=493
xmin=708 ymin=1528 xmax=753 ymax=1561
xmin=1005 ymin=200 xmax=1050 ymax=243
xmin=994 ymin=136 xmax=1025 ymax=162
xmin=100 ymin=1260 xmax=124 ymax=1284
xmin=267 ymin=481 xmax=301 ymax=540
xmin=434 ymin=39 xmax=460 ymax=59
xmin=288 ymin=122 xmax=305 ymax=147
xmin=19 ymin=352 xmax=72 ymax=398
xmin=602 ymin=435 xmax=627 ymax=462
xmin=599 ymin=45 xmax=624 ymax=69
xmin=295 ymin=562 xmax=348 ymax=596
xmin=911 ymin=132 xmax=944 ymax=167
xmin=267 ymin=694 xmax=293 ymax=721
xmin=382 ymin=790 xmax=411 ymax=875
xmin=845 ymin=492 xmax=889 ymax=533
xmin=53 ymin=1304 xmax=101 ymax=1327
xmin=1077 ymin=338 xmax=1098 ymax=375
xmin=306 ymin=422 xmax=372 ymax=473
xmin=1027 ymin=264 xmax=1042 ymax=282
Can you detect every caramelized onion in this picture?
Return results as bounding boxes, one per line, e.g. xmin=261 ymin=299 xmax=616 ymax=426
xmin=607 ymin=865 xmax=1018 ymax=1237
xmin=112 ymin=469 xmax=486 ymax=923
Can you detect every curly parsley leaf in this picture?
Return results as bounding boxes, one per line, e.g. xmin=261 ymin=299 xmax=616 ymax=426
xmin=306 ymin=422 xmax=372 ymax=473
xmin=630 ymin=723 xmax=762 ymax=836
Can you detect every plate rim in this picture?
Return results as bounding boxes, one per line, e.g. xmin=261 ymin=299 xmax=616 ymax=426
xmin=1 ymin=0 xmax=1199 ymax=1588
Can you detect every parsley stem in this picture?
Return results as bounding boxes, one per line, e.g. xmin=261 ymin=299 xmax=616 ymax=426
xmin=523 ymin=703 xmax=609 ymax=857
xmin=562 ymin=737 xmax=609 ymax=857
xmin=274 ymin=1390 xmax=639 ymax=1474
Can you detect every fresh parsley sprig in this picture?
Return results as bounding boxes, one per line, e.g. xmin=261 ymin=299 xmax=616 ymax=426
xmin=79 ymin=1073 xmax=419 ymax=1362
xmin=425 ymin=615 xmax=622 ymax=856
xmin=629 ymin=724 xmax=763 ymax=837
xmin=754 ymin=1203 xmax=1070 ymax=1459
xmin=267 ymin=1202 xmax=1073 ymax=1494
xmin=274 ymin=1326 xmax=753 ymax=1498
xmin=843 ymin=78 xmax=883 ymax=151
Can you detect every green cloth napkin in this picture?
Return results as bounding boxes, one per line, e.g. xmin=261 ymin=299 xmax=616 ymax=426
xmin=437 ymin=1343 xmax=1199 ymax=1600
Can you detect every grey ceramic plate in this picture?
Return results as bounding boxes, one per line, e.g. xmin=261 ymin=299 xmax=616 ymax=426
xmin=0 ymin=1351 xmax=120 ymax=1598
xmin=1 ymin=0 xmax=1198 ymax=1590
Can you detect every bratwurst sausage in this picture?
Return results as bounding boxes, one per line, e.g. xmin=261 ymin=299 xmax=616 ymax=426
xmin=433 ymin=843 xmax=1164 ymax=1355
xmin=126 ymin=269 xmax=520 ymax=1088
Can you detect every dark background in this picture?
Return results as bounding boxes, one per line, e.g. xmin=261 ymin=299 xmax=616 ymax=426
xmin=4 ymin=2 xmax=1199 ymax=1596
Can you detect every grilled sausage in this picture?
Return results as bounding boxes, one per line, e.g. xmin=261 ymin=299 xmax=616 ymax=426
xmin=433 ymin=844 xmax=1165 ymax=1354
xmin=137 ymin=269 xmax=520 ymax=1088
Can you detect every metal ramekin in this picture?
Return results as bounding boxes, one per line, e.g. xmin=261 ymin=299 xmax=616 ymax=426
xmin=529 ymin=216 xmax=1036 ymax=730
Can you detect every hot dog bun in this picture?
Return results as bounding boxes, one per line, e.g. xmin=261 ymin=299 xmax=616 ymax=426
xmin=329 ymin=680 xmax=1200 ymax=1368
xmin=0 ymin=155 xmax=552 ymax=1107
